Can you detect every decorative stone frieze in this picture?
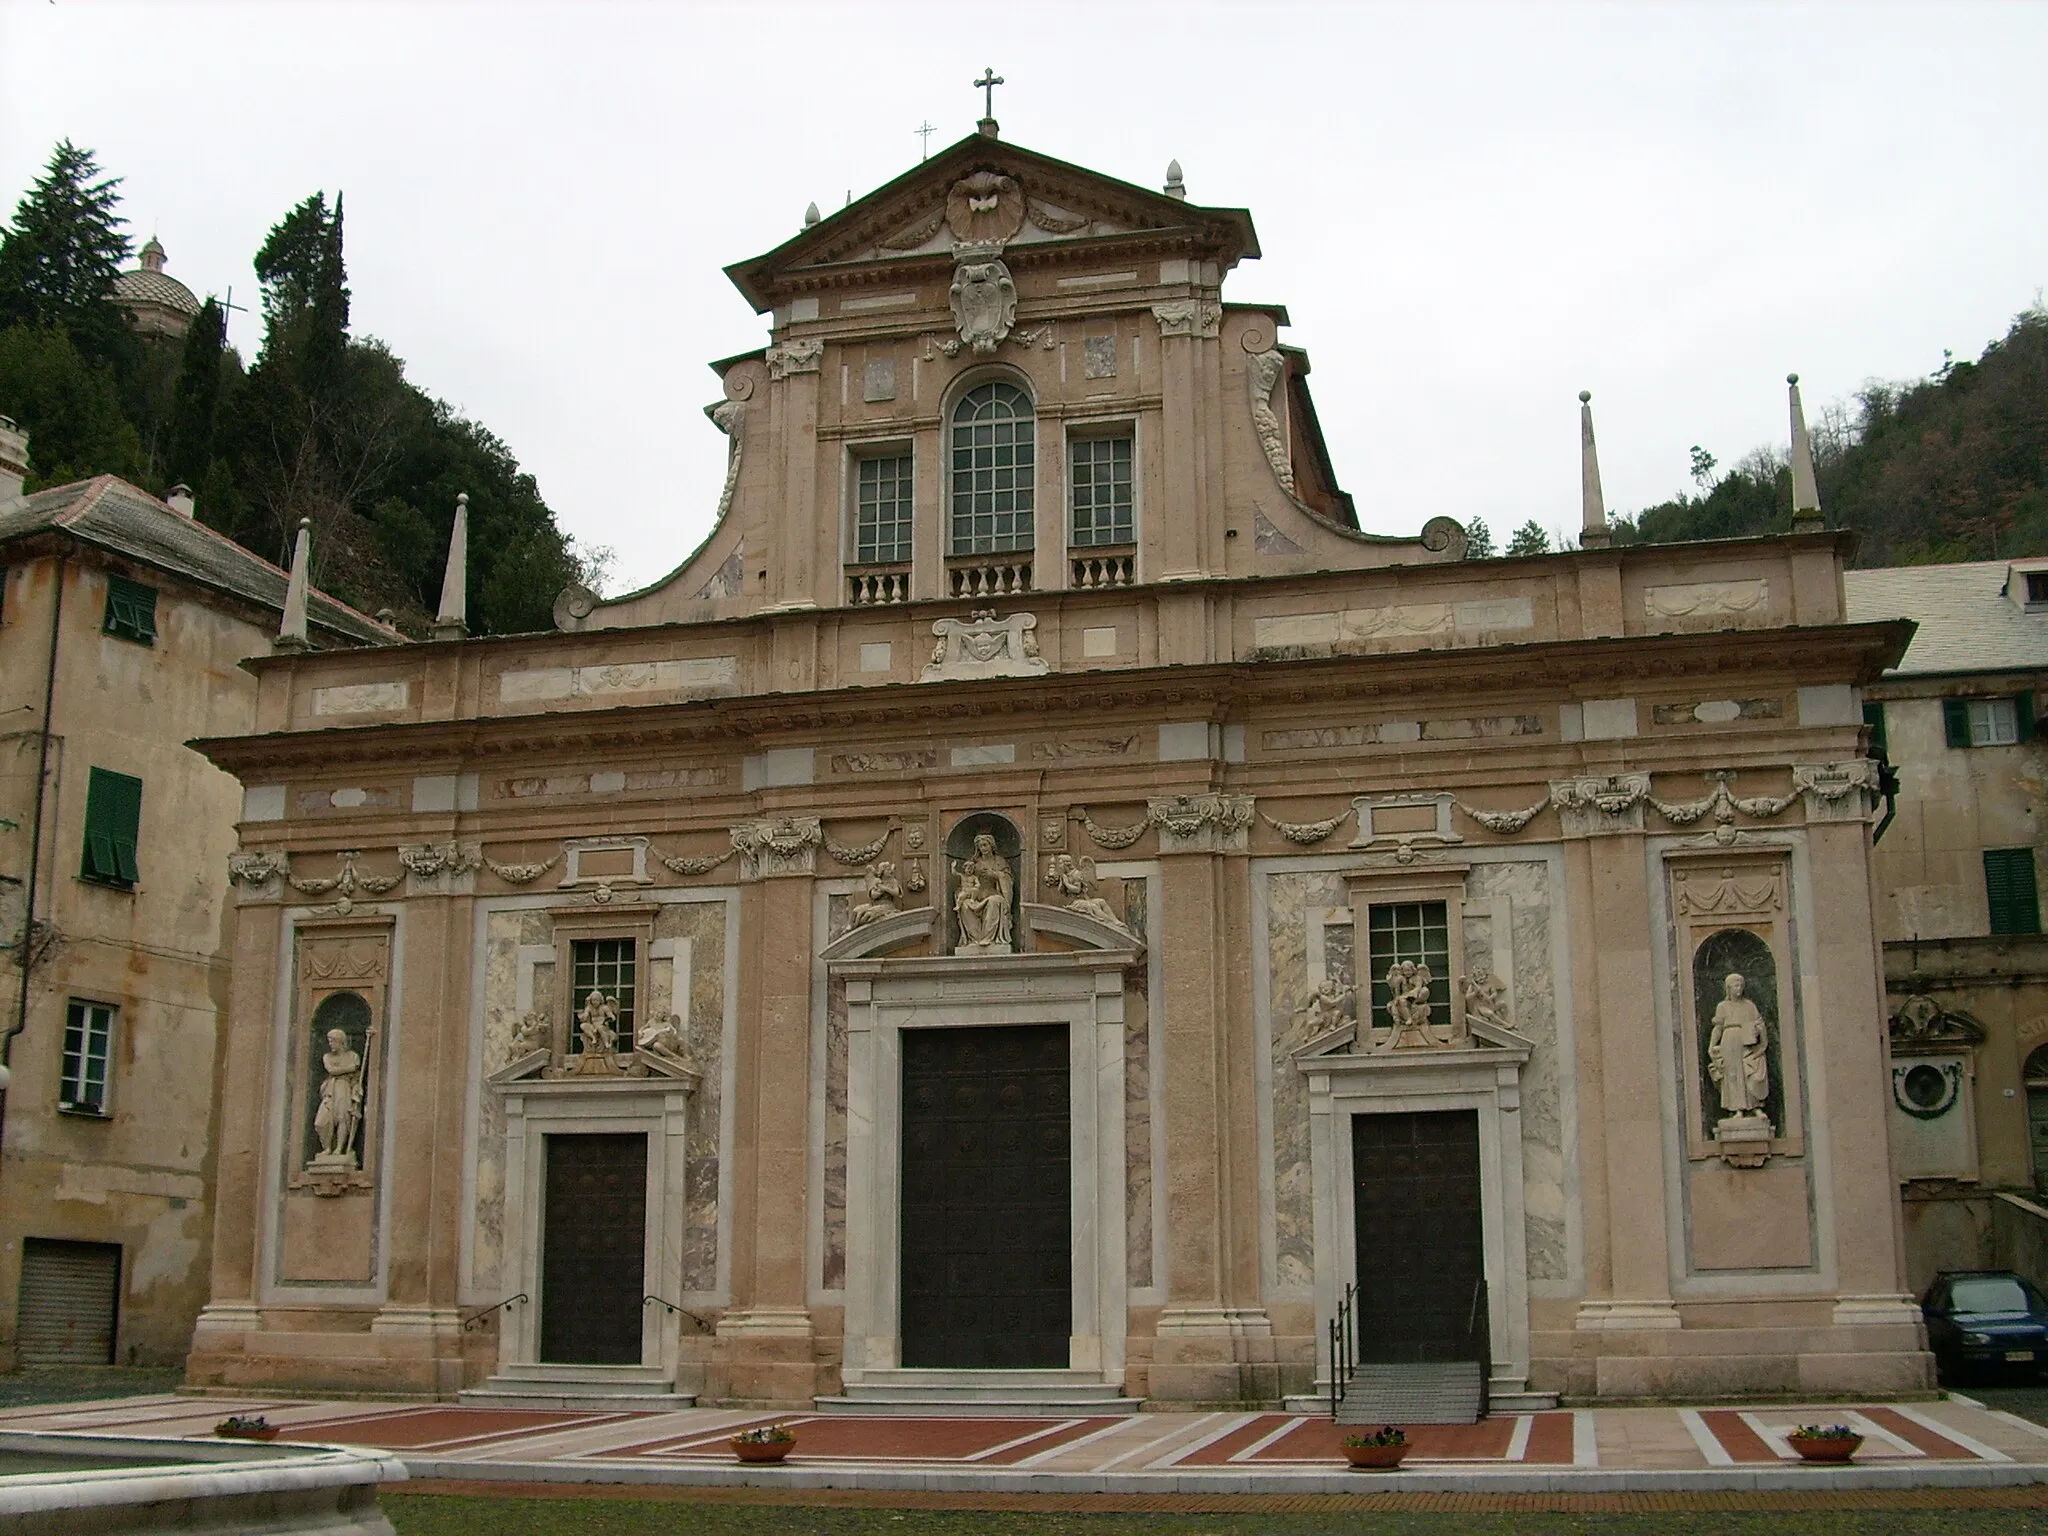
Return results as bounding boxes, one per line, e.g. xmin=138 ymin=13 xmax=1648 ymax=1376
xmin=1348 ymin=793 xmax=1462 ymax=861
xmin=766 ymin=338 xmax=824 ymax=379
xmin=1148 ymin=793 xmax=1255 ymax=855
xmin=1548 ymin=774 xmax=1651 ymax=838
xmin=482 ymin=849 xmax=561 ymax=885
xmin=733 ymin=815 xmax=823 ymax=879
xmin=286 ymin=849 xmax=403 ymax=915
xmin=1260 ymin=806 xmax=1355 ymax=845
xmin=227 ymin=850 xmax=285 ymax=893
xmin=1793 ymin=759 xmax=1882 ymax=822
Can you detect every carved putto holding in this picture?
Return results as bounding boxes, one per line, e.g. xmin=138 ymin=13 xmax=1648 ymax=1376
xmin=576 ymin=989 xmax=620 ymax=1068
xmin=1383 ymin=960 xmax=1438 ymax=1051
xmin=922 ymin=610 xmax=1049 ymax=681
xmin=949 ymin=257 xmax=1018 ymax=355
xmin=635 ymin=1011 xmax=687 ymax=1062
xmin=1044 ymin=853 xmax=1124 ymax=931
xmin=1461 ymin=967 xmax=1511 ymax=1035
xmin=850 ymin=861 xmax=904 ymax=928
xmin=1298 ymin=975 xmax=1355 ymax=1038
xmin=509 ymin=1008 xmax=551 ymax=1059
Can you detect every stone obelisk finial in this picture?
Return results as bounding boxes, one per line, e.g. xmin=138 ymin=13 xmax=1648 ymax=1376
xmin=1578 ymin=391 xmax=1611 ymax=549
xmin=432 ymin=492 xmax=470 ymax=640
xmin=275 ymin=517 xmax=313 ymax=652
xmin=1788 ymin=373 xmax=1823 ymax=529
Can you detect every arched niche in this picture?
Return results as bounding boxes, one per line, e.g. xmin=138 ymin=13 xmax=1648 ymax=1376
xmin=946 ymin=812 xmax=1022 ymax=955
xmin=1691 ymin=928 xmax=1783 ymax=1138
xmin=305 ymin=991 xmax=372 ymax=1166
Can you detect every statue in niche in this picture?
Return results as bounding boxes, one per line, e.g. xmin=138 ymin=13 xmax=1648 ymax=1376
xmin=310 ymin=1028 xmax=364 ymax=1168
xmin=635 ymin=1011 xmax=686 ymax=1061
xmin=850 ymin=861 xmax=904 ymax=928
xmin=1384 ymin=960 xmax=1437 ymax=1050
xmin=577 ymin=990 xmax=619 ymax=1058
xmin=1045 ymin=853 xmax=1124 ymax=930
xmin=953 ymin=832 xmax=1015 ymax=953
xmin=1707 ymin=972 xmax=1771 ymax=1119
xmin=1298 ymin=975 xmax=1354 ymax=1038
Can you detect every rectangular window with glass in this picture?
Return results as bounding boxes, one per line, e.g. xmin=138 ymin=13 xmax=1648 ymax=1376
xmin=569 ymin=938 xmax=637 ymax=1052
xmin=102 ymin=575 xmax=158 ymax=645
xmin=80 ymin=767 xmax=142 ymax=888
xmin=1069 ymin=433 xmax=1134 ymax=547
xmin=1944 ymin=695 xmax=2034 ymax=748
xmin=853 ymin=453 xmax=914 ymax=565
xmin=60 ymin=1000 xmax=113 ymax=1115
xmin=1986 ymin=848 xmax=2042 ymax=936
xmin=1366 ymin=901 xmax=1451 ymax=1034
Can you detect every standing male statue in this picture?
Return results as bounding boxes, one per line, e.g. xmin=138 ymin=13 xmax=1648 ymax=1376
xmin=312 ymin=1027 xmax=364 ymax=1166
xmin=1706 ymin=971 xmax=1770 ymax=1117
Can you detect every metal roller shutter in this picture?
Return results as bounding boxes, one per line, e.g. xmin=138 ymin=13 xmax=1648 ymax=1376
xmin=15 ymin=1239 xmax=120 ymax=1365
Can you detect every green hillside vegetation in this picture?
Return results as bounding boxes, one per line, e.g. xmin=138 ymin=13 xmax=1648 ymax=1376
xmin=1613 ymin=307 xmax=2048 ymax=564
xmin=0 ymin=141 xmax=597 ymax=635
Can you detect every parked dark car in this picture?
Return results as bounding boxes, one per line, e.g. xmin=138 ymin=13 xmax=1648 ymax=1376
xmin=1921 ymin=1270 xmax=2048 ymax=1381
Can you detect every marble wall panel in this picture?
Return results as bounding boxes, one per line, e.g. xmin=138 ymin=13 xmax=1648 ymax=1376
xmin=822 ymin=894 xmax=852 ymax=1293
xmin=1121 ymin=878 xmax=1152 ymax=1290
xmin=1266 ymin=869 xmax=1351 ymax=1290
xmin=469 ymin=910 xmax=531 ymax=1291
xmin=658 ymin=900 xmax=729 ymax=1292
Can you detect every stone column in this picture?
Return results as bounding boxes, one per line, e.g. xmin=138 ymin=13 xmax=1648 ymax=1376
xmin=1150 ymin=301 xmax=1221 ymax=582
xmin=187 ymin=881 xmax=282 ymax=1380
xmin=707 ymin=818 xmax=820 ymax=1405
xmin=1554 ymin=773 xmax=1683 ymax=1391
xmin=766 ymin=339 xmax=823 ymax=609
xmin=1147 ymin=793 xmax=1275 ymax=1402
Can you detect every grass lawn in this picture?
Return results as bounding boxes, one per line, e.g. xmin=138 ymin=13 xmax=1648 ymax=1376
xmin=383 ymin=1491 xmax=2048 ymax=1536
xmin=0 ymin=1366 xmax=185 ymax=1408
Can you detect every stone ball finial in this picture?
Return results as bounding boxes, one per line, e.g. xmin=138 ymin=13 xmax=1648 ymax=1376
xmin=1578 ymin=390 xmax=1592 ymax=404
xmin=1787 ymin=372 xmax=1800 ymax=385
xmin=457 ymin=491 xmax=469 ymax=508
xmin=298 ymin=517 xmax=312 ymax=530
xmin=803 ymin=201 xmax=821 ymax=227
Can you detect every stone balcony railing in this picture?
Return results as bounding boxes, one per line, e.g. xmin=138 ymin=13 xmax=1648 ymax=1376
xmin=847 ymin=565 xmax=912 ymax=606
xmin=1070 ymin=547 xmax=1135 ymax=590
xmin=947 ymin=556 xmax=1033 ymax=599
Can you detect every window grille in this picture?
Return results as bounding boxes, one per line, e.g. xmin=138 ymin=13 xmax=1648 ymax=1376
xmin=81 ymin=767 xmax=142 ymax=888
xmin=1069 ymin=434 xmax=1134 ymax=547
xmin=570 ymin=938 xmax=637 ymax=1051
xmin=949 ymin=383 xmax=1035 ymax=554
xmin=102 ymin=575 xmax=158 ymax=644
xmin=1366 ymin=901 xmax=1451 ymax=1034
xmin=60 ymin=1001 xmax=113 ymax=1114
xmin=854 ymin=454 xmax=914 ymax=565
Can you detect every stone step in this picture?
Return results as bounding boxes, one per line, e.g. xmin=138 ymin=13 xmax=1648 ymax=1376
xmin=819 ymin=1370 xmax=1139 ymax=1416
xmin=457 ymin=1385 xmax=697 ymax=1412
xmin=1334 ymin=1360 xmax=1486 ymax=1425
xmin=812 ymin=1393 xmax=1143 ymax=1417
xmin=492 ymin=1363 xmax=673 ymax=1387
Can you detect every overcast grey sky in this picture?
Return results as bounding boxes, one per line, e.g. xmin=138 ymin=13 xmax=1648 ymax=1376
xmin=4 ymin=1 xmax=2045 ymax=588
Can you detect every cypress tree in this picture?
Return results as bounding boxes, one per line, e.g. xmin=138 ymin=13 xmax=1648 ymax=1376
xmin=165 ymin=297 xmax=225 ymax=488
xmin=0 ymin=141 xmax=132 ymax=365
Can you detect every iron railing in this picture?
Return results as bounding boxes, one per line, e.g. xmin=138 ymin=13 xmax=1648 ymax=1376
xmin=643 ymin=1294 xmax=712 ymax=1333
xmin=1327 ymin=1275 xmax=1491 ymax=1420
xmin=460 ymin=1293 xmax=526 ymax=1333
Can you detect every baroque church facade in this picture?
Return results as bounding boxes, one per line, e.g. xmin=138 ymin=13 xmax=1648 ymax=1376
xmin=187 ymin=128 xmax=1931 ymax=1409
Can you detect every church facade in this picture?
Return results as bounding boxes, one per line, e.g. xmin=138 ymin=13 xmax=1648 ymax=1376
xmin=187 ymin=130 xmax=1930 ymax=1408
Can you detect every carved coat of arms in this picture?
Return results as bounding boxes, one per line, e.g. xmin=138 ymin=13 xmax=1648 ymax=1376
xmin=921 ymin=610 xmax=1049 ymax=681
xmin=950 ymin=259 xmax=1017 ymax=355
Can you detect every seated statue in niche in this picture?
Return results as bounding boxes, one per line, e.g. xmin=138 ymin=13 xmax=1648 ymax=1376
xmin=1707 ymin=972 xmax=1771 ymax=1125
xmin=310 ymin=1028 xmax=364 ymax=1169
xmin=952 ymin=832 xmax=1014 ymax=953
xmin=850 ymin=861 xmax=903 ymax=928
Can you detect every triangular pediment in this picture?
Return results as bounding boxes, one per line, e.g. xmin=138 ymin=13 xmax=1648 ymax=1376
xmin=727 ymin=135 xmax=1258 ymax=311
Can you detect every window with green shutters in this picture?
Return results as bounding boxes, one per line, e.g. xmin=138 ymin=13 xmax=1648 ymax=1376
xmin=1944 ymin=694 xmax=2034 ymax=748
xmin=101 ymin=575 xmax=158 ymax=645
xmin=80 ymin=768 xmax=142 ymax=888
xmin=1986 ymin=848 xmax=2042 ymax=935
xmin=59 ymin=1001 xmax=114 ymax=1115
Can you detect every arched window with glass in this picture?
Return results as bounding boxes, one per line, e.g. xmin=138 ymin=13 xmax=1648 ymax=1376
xmin=949 ymin=382 xmax=1035 ymax=556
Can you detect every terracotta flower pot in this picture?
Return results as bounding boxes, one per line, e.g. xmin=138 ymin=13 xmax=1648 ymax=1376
xmin=731 ymin=1438 xmax=795 ymax=1464
xmin=1343 ymin=1442 xmax=1409 ymax=1471
xmin=1788 ymin=1434 xmax=1862 ymax=1464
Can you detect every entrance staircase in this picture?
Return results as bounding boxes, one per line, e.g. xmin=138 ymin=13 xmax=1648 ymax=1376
xmin=815 ymin=1369 xmax=1141 ymax=1417
xmin=458 ymin=1362 xmax=696 ymax=1412
xmin=1332 ymin=1360 xmax=1485 ymax=1425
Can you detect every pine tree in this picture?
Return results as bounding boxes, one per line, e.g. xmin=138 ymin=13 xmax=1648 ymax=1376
xmin=1464 ymin=515 xmax=1495 ymax=558
xmin=0 ymin=141 xmax=132 ymax=365
xmin=1505 ymin=520 xmax=1552 ymax=557
xmin=165 ymin=297 xmax=225 ymax=488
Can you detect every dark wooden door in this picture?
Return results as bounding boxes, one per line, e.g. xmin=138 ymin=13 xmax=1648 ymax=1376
xmin=540 ymin=1132 xmax=647 ymax=1364
xmin=900 ymin=1023 xmax=1070 ymax=1369
xmin=1351 ymin=1110 xmax=1484 ymax=1363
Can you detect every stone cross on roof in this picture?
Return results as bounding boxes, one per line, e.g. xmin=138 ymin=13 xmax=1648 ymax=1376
xmin=974 ymin=67 xmax=1004 ymax=135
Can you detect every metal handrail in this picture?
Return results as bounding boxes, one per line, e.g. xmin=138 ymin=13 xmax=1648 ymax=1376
xmin=1328 ymin=1281 xmax=1357 ymax=1419
xmin=643 ymin=1294 xmax=712 ymax=1333
xmin=460 ymin=1293 xmax=526 ymax=1332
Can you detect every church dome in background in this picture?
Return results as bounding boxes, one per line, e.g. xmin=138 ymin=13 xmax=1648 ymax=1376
xmin=112 ymin=237 xmax=201 ymax=339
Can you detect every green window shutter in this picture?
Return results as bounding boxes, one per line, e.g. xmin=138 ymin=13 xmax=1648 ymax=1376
xmin=80 ymin=768 xmax=142 ymax=888
xmin=1863 ymin=702 xmax=1889 ymax=759
xmin=102 ymin=575 xmax=158 ymax=644
xmin=2018 ymin=693 xmax=2037 ymax=743
xmin=1987 ymin=848 xmax=2042 ymax=935
xmin=1943 ymin=698 xmax=1973 ymax=749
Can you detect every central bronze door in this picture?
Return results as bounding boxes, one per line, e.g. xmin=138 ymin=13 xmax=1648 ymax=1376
xmin=1351 ymin=1109 xmax=1484 ymax=1363
xmin=900 ymin=1023 xmax=1070 ymax=1369
xmin=539 ymin=1132 xmax=647 ymax=1364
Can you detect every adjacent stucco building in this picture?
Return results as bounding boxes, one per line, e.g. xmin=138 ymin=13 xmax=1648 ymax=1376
xmin=0 ymin=450 xmax=390 ymax=1368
